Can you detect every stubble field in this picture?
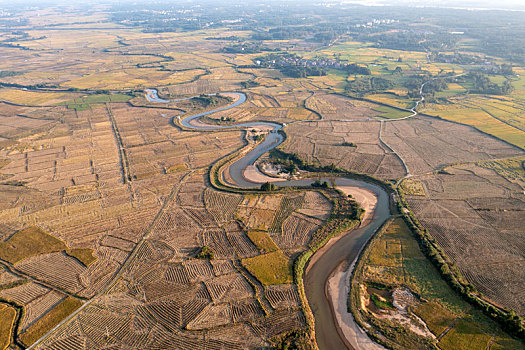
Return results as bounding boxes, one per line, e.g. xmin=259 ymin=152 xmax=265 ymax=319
xmin=0 ymin=3 xmax=524 ymax=349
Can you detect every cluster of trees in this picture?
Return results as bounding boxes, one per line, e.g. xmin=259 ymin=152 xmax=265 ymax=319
xmin=205 ymin=35 xmax=240 ymax=41
xmin=345 ymin=77 xmax=394 ymax=96
xmin=422 ymin=78 xmax=448 ymax=94
xmin=271 ymin=330 xmax=315 ymax=350
xmin=0 ymin=42 xmax=31 ymax=50
xmin=344 ymin=63 xmax=371 ymax=75
xmin=279 ymin=65 xmax=326 ymax=78
xmin=357 ymin=31 xmax=457 ymax=53
xmin=0 ymin=71 xmax=22 ymax=78
xmin=240 ymin=81 xmax=259 ymax=89
xmin=312 ymin=31 xmax=339 ymax=43
xmin=252 ymin=26 xmax=345 ymax=44
xmin=267 ymin=151 xmax=298 ymax=175
xmin=431 ymin=52 xmax=486 ymax=65
xmin=311 ymin=180 xmax=329 ymax=188
xmin=252 ymin=26 xmax=314 ymax=41
xmin=471 ymin=23 xmax=525 ymax=64
xmin=222 ymin=42 xmax=273 ymax=54
xmin=478 ymin=64 xmax=514 ymax=76
xmin=403 ymin=74 xmax=427 ymax=92
xmin=0 ymin=81 xmax=63 ymax=90
xmin=260 ymin=182 xmax=277 ymax=192
xmin=465 ymin=73 xmax=514 ymax=95
xmin=191 ymin=94 xmax=231 ymax=107
xmin=269 ymin=149 xmax=344 ymax=176
xmin=402 ymin=74 xmax=449 ymax=98
xmin=252 ymin=134 xmax=265 ymax=142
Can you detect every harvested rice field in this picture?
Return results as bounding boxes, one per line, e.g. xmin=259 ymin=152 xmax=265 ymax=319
xmin=1 ymin=2 xmax=524 ymax=349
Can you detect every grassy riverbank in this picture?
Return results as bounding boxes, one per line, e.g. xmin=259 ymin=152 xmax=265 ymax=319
xmin=349 ymin=217 xmax=524 ymax=349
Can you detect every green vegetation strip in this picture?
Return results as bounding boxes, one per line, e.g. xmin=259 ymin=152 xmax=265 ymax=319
xmin=209 ymin=128 xmax=525 ymax=346
xmin=294 ymin=190 xmax=363 ymax=346
xmin=396 ymin=187 xmax=525 ymax=339
xmin=270 ymin=148 xmax=525 ymax=343
xmin=210 ymin=145 xmax=369 ymax=347
xmin=349 ymin=217 xmax=525 ymax=349
xmin=0 ymin=296 xmax=24 ymax=350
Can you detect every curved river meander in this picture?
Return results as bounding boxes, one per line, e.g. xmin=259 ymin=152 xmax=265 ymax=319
xmin=146 ymin=90 xmax=391 ymax=350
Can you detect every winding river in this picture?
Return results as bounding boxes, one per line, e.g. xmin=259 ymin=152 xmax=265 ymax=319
xmin=146 ymin=90 xmax=391 ymax=350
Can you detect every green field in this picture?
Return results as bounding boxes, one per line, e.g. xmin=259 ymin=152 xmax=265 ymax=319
xmin=372 ymin=105 xmax=411 ymax=119
xmin=65 ymin=248 xmax=97 ymax=266
xmin=354 ymin=218 xmax=524 ymax=349
xmin=242 ymin=250 xmax=293 ymax=285
xmin=247 ymin=230 xmax=279 ymax=254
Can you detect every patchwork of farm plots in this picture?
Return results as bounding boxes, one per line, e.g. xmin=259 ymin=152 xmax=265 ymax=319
xmin=32 ymin=169 xmax=333 ymax=349
xmin=282 ymin=111 xmax=521 ymax=180
xmin=0 ymin=82 xmax=336 ymax=347
xmin=404 ymin=160 xmax=525 ymax=316
xmin=0 ymin=95 xmax=249 ymax=346
xmin=0 ymin=6 xmax=524 ymax=348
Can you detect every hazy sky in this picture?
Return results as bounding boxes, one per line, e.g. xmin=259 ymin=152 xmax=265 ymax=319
xmin=0 ymin=0 xmax=524 ymax=11
xmin=340 ymin=0 xmax=525 ymax=11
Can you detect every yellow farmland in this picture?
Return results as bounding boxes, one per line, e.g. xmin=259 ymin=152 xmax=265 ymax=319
xmin=423 ymin=105 xmax=525 ymax=148
xmin=62 ymin=68 xmax=206 ymax=90
xmin=0 ymin=89 xmax=69 ymax=105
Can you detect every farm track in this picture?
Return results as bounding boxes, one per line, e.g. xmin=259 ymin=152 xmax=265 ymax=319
xmin=299 ymin=83 xmax=323 ymax=121
xmin=296 ymin=74 xmax=468 ymax=186
xmin=103 ymin=170 xmax=195 ymax=293
xmin=133 ymin=84 xmax=440 ymax=349
xmin=378 ymin=120 xmax=411 ymax=179
xmin=105 ymin=103 xmax=132 ymax=184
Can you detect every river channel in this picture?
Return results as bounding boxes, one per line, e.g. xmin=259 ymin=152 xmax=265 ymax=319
xmin=145 ymin=89 xmax=391 ymax=349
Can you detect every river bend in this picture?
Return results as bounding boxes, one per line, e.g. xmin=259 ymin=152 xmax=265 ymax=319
xmin=146 ymin=89 xmax=390 ymax=349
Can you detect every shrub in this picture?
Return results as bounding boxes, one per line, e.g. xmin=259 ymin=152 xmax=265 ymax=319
xmin=196 ymin=245 xmax=214 ymax=260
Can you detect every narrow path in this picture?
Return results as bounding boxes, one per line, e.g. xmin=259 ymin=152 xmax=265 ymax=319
xmin=105 ymin=103 xmax=131 ymax=184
